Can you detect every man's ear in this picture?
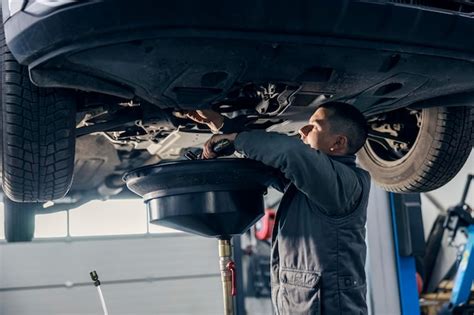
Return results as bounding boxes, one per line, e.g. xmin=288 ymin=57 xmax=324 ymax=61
xmin=334 ymin=135 xmax=349 ymax=151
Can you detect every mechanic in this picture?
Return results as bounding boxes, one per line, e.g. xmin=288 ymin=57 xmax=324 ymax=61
xmin=187 ymin=102 xmax=370 ymax=315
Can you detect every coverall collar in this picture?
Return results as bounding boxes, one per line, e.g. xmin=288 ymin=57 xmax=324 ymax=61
xmin=329 ymin=154 xmax=357 ymax=166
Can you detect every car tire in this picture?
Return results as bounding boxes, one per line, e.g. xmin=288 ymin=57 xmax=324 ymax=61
xmin=0 ymin=25 xmax=76 ymax=202
xmin=3 ymin=197 xmax=36 ymax=242
xmin=358 ymin=106 xmax=473 ymax=193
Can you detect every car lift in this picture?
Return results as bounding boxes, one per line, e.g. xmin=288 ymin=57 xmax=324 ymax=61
xmin=366 ymin=183 xmax=424 ymax=315
xmin=440 ymin=174 xmax=474 ymax=315
xmin=390 ymin=192 xmax=425 ymax=314
xmin=367 ymin=173 xmax=474 ymax=315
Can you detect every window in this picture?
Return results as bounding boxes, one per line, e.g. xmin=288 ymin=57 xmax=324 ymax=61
xmin=0 ymin=197 xmax=183 ymax=241
xmin=35 ymin=211 xmax=68 ymax=238
xmin=69 ymin=199 xmax=148 ymax=236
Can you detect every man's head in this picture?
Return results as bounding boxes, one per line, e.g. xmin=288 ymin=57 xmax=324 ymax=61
xmin=298 ymin=102 xmax=368 ymax=155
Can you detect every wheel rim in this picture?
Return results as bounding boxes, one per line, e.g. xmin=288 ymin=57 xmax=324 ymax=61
xmin=365 ymin=108 xmax=423 ymax=167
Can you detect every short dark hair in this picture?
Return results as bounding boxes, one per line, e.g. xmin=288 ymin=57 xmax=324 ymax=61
xmin=319 ymin=102 xmax=368 ymax=154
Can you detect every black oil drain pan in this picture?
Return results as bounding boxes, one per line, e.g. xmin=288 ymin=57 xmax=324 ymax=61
xmin=124 ymin=159 xmax=278 ymax=238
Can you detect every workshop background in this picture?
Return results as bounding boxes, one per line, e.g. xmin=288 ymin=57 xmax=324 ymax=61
xmin=0 ymin=150 xmax=472 ymax=315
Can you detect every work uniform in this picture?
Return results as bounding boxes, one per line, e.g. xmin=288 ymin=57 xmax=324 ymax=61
xmin=234 ymin=130 xmax=371 ymax=315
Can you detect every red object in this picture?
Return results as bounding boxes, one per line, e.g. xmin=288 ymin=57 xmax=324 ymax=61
xmin=226 ymin=261 xmax=237 ymax=296
xmin=416 ymin=272 xmax=423 ymax=295
xmin=255 ymin=209 xmax=276 ymax=240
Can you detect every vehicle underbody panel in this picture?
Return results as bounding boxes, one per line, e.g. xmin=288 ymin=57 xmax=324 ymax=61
xmin=3 ymin=0 xmax=474 ymax=114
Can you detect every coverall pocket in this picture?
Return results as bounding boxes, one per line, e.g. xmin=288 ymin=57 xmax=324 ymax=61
xmin=278 ymin=268 xmax=321 ymax=315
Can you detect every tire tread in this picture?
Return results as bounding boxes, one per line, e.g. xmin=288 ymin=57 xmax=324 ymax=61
xmin=378 ymin=106 xmax=473 ymax=193
xmin=1 ymin=27 xmax=76 ymax=202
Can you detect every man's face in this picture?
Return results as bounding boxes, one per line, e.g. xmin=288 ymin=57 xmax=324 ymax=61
xmin=298 ymin=107 xmax=339 ymax=154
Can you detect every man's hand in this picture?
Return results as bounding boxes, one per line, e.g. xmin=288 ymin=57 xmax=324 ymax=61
xmin=203 ymin=133 xmax=238 ymax=159
xmin=186 ymin=109 xmax=224 ymax=133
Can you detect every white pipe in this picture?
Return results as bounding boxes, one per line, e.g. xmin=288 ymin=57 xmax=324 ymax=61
xmin=96 ymin=286 xmax=109 ymax=315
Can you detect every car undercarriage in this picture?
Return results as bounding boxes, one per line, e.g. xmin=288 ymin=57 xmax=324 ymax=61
xmin=0 ymin=0 xmax=473 ymax=241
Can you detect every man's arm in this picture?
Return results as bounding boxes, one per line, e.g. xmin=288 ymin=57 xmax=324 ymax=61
xmin=234 ymin=130 xmax=363 ymax=216
xmin=185 ymin=110 xmax=252 ymax=134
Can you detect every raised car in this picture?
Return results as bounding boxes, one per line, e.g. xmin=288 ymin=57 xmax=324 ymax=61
xmin=1 ymin=0 xmax=473 ymax=241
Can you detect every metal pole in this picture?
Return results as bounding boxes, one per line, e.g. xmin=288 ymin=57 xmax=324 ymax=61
xmin=460 ymin=174 xmax=473 ymax=205
xmin=232 ymin=236 xmax=246 ymax=315
xmin=219 ymin=238 xmax=235 ymax=315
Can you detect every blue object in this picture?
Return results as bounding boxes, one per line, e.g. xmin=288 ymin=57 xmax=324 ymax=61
xmin=389 ymin=193 xmax=421 ymax=315
xmin=450 ymin=225 xmax=474 ymax=307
